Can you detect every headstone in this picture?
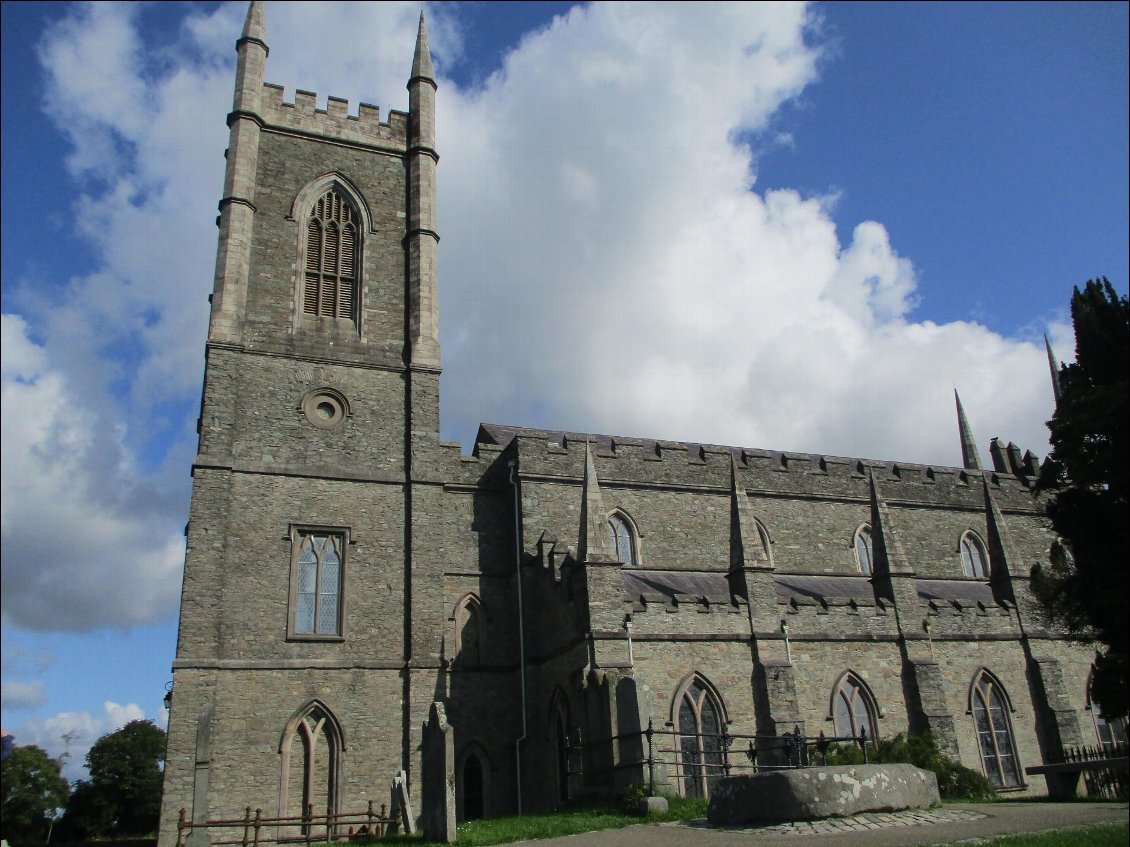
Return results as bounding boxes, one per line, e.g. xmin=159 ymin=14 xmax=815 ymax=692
xmin=390 ymin=770 xmax=415 ymax=835
xmin=421 ymin=701 xmax=456 ymax=843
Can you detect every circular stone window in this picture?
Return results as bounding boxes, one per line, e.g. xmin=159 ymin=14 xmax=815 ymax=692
xmin=301 ymin=387 xmax=350 ymax=430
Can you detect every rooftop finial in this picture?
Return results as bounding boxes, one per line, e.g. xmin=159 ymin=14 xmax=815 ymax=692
xmin=411 ymin=11 xmax=435 ymax=81
xmin=1044 ymin=334 xmax=1062 ymax=407
xmin=954 ymin=389 xmax=982 ymax=471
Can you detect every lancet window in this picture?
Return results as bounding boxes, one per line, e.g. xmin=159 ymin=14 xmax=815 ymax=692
xmin=674 ymin=675 xmax=726 ymax=798
xmin=290 ymin=530 xmax=345 ymax=637
xmin=854 ymin=525 xmax=874 ymax=575
xmin=280 ymin=702 xmax=342 ymax=834
xmin=960 ymin=531 xmax=989 ymax=579
xmin=831 ymin=672 xmax=878 ymax=741
xmin=971 ymin=671 xmax=1021 ymax=788
xmin=608 ymin=513 xmax=638 ymax=565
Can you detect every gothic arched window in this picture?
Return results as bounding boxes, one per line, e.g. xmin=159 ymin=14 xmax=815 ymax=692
xmin=960 ymin=531 xmax=989 ymax=579
xmin=607 ymin=513 xmax=637 ymax=565
xmin=674 ymin=675 xmax=726 ymax=798
xmin=304 ymin=187 xmax=360 ymax=320
xmin=453 ymin=594 xmax=482 ymax=667
xmin=290 ymin=530 xmax=345 ymax=638
xmin=854 ymin=525 xmax=874 ymax=575
xmin=831 ymin=671 xmax=878 ymax=741
xmin=970 ymin=671 xmax=1021 ymax=788
xmin=280 ymin=702 xmax=343 ymax=835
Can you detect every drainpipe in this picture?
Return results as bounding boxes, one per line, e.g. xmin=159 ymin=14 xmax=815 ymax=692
xmin=509 ymin=460 xmax=528 ymax=815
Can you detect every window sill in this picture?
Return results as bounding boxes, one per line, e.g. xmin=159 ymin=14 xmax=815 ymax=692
xmin=286 ymin=634 xmax=345 ymax=643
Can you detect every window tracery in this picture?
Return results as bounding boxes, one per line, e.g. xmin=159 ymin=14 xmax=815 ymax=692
xmin=607 ymin=513 xmax=638 ymax=566
xmin=673 ymin=674 xmax=726 ymax=798
xmin=970 ymin=671 xmax=1021 ymax=788
xmin=831 ymin=671 xmax=878 ymax=740
xmin=303 ymin=187 xmax=359 ymax=320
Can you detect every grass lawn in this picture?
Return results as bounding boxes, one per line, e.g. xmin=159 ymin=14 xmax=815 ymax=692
xmin=336 ymin=809 xmax=1126 ymax=847
xmin=971 ymin=822 xmax=1128 ymax=847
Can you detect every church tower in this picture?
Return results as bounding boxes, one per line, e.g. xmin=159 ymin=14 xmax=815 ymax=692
xmin=160 ymin=4 xmax=452 ymax=841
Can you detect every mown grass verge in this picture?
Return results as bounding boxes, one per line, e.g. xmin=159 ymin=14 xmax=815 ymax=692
xmin=970 ymin=821 xmax=1128 ymax=847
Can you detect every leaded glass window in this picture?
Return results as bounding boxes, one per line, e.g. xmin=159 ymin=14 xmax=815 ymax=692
xmin=304 ymin=188 xmax=359 ymax=320
xmin=832 ymin=673 xmax=878 ymax=741
xmin=608 ymin=514 xmax=636 ymax=565
xmin=855 ymin=526 xmax=873 ymax=575
xmin=293 ymin=531 xmax=344 ymax=636
xmin=676 ymin=677 xmax=725 ymax=798
xmin=971 ymin=672 xmax=1021 ymax=788
xmin=960 ymin=532 xmax=989 ymax=579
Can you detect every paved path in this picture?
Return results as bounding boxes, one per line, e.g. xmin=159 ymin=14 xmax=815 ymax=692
xmin=507 ymin=802 xmax=1127 ymax=846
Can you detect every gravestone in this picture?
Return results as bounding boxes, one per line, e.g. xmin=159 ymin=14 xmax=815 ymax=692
xmin=421 ymin=702 xmax=456 ymax=843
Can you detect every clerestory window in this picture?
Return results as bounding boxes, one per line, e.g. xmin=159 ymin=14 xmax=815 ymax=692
xmin=304 ymin=188 xmax=359 ymax=320
xmin=854 ymin=525 xmax=874 ymax=575
xmin=608 ymin=513 xmax=638 ymax=565
xmin=290 ymin=529 xmax=346 ymax=638
xmin=960 ymin=531 xmax=989 ymax=579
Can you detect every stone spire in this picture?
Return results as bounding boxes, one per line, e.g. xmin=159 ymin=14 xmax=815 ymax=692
xmin=954 ymin=390 xmax=982 ymax=471
xmin=579 ymin=444 xmax=614 ymax=563
xmin=411 ymin=11 xmax=435 ymax=82
xmin=1044 ymin=334 xmax=1063 ymax=407
xmin=406 ymin=11 xmax=440 ymax=368
xmin=208 ymin=0 xmax=267 ymax=345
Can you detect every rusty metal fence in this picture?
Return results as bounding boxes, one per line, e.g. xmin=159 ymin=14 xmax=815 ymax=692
xmin=175 ymin=802 xmax=395 ymax=847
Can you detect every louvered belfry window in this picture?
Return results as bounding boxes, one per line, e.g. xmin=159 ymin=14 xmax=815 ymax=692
xmin=304 ymin=188 xmax=358 ymax=320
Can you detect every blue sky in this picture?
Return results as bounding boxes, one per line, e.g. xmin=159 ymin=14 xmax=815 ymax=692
xmin=1 ymin=1 xmax=1126 ymax=779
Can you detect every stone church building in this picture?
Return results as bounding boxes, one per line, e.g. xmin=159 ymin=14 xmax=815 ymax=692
xmin=159 ymin=4 xmax=1112 ymax=840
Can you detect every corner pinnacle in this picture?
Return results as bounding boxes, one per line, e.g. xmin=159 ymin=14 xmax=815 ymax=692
xmin=411 ymin=11 xmax=435 ymax=81
xmin=1044 ymin=334 xmax=1063 ymax=407
xmin=954 ymin=389 xmax=982 ymax=471
xmin=241 ymin=0 xmax=267 ymax=45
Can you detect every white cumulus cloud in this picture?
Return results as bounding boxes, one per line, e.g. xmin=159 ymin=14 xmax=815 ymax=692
xmin=1 ymin=1 xmax=1068 ymax=638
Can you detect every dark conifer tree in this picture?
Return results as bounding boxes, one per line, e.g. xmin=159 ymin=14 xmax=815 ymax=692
xmin=1034 ymin=278 xmax=1129 ymax=718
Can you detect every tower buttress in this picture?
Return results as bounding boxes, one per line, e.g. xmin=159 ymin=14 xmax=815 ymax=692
xmin=208 ymin=0 xmax=267 ymax=345
xmin=406 ymin=13 xmax=441 ymax=368
xmin=954 ymin=389 xmax=982 ymax=471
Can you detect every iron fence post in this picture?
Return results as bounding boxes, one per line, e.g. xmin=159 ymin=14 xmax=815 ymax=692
xmin=252 ymin=808 xmax=262 ymax=847
xmin=646 ymin=717 xmax=656 ymax=795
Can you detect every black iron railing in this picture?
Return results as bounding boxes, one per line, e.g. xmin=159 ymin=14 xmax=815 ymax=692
xmin=565 ymin=719 xmax=872 ymax=797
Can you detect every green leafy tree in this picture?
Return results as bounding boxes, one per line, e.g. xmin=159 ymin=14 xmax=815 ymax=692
xmin=79 ymin=719 xmax=167 ymax=837
xmin=1034 ymin=278 xmax=1129 ymax=719
xmin=0 ymin=744 xmax=69 ymax=842
xmin=55 ymin=780 xmax=116 ymax=841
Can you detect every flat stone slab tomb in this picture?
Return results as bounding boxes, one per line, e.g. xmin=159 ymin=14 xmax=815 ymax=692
xmin=707 ymin=764 xmax=941 ymax=826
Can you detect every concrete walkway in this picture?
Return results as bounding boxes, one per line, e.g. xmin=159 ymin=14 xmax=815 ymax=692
xmin=507 ymin=802 xmax=1127 ymax=847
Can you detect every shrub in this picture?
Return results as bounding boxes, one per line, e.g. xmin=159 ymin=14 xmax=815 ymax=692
xmin=867 ymin=732 xmax=994 ymax=801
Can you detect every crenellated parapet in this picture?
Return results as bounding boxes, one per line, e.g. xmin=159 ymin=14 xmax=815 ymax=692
xmin=476 ymin=423 xmax=1042 ymax=509
xmin=258 ymin=84 xmax=409 ymax=150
